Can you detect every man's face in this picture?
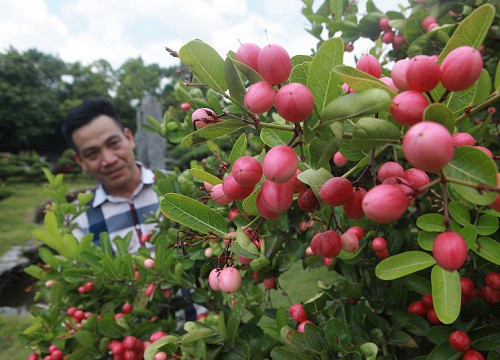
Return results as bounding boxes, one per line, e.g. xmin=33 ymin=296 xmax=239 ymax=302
xmin=72 ymin=115 xmax=139 ymax=194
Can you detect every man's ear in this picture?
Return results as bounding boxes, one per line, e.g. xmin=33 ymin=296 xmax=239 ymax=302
xmin=124 ymin=128 xmax=136 ymax=150
xmin=73 ymin=151 xmax=87 ymax=171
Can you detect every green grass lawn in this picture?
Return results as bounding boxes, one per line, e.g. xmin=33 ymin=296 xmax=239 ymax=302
xmin=0 ymin=314 xmax=35 ymax=359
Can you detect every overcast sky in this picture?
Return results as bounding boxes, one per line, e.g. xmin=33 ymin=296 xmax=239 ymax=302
xmin=0 ymin=0 xmax=409 ymax=70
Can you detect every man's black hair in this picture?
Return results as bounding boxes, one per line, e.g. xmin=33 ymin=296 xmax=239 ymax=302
xmin=62 ymin=97 xmax=123 ymax=151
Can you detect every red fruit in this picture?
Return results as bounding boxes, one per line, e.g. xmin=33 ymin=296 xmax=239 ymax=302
xmin=372 ymin=237 xmax=387 ymax=252
xmin=378 ymin=161 xmax=405 ymax=182
xmin=422 ymin=16 xmax=437 ymax=30
xmin=452 ymin=132 xmax=476 ymax=147
xmin=140 ymin=233 xmax=152 ymax=243
xmin=323 ymin=257 xmax=335 ymax=267
xmin=228 ymin=208 xmax=240 ymax=222
xmin=289 ymin=304 xmax=308 ymax=322
xmin=218 ymin=267 xmax=242 ymax=294
xmin=406 ymin=55 xmax=441 ymax=92
xmin=263 ymin=278 xmax=276 ymax=289
xmin=27 ymin=354 xmax=39 ymax=360
xmin=191 ymin=108 xmax=219 ymax=130
xmin=433 ymin=232 xmax=468 ymax=271
xmin=449 ymin=330 xmax=471 ymax=352
xmin=114 ymin=313 xmax=124 ymax=320
xmin=310 ymin=232 xmax=323 ymax=255
xmin=382 ymin=31 xmax=395 ymax=44
xmin=319 ymin=177 xmax=354 ymax=206
xmin=407 ymin=301 xmax=426 ymax=316
xmin=342 ymin=83 xmax=355 ymax=94
xmin=73 ymin=310 xmax=85 ymax=322
xmin=390 ymin=90 xmax=429 ymax=126
xmin=66 ymin=307 xmax=77 ymax=317
xmin=154 ymin=352 xmax=168 ymax=360
xmin=298 ymin=320 xmax=314 ymax=333
xmin=208 ymin=269 xmax=221 ymax=291
xmin=210 ymin=184 xmax=233 ymax=205
xmin=274 ymin=83 xmax=315 ymax=123
xmin=481 ymin=285 xmax=500 ymax=304
xmin=403 ymin=168 xmax=430 ymax=195
xmin=257 ymin=44 xmax=292 ymax=85
xmin=49 ymin=345 xmax=59 ymax=354
xmin=319 ymin=230 xmax=342 ymax=259
xmin=122 ymin=303 xmax=132 ymax=314
xmin=421 ymin=294 xmax=433 ymax=309
xmin=123 ymin=336 xmax=136 ymax=350
xmin=333 ymin=151 xmax=349 ymax=167
xmin=144 ymin=258 xmax=155 ymax=269
xmin=392 ymin=33 xmax=406 ymax=50
xmin=50 ymin=351 xmax=62 ymax=360
xmin=43 ymin=357 xmax=53 ymax=360
xmin=485 ymin=272 xmax=500 ymax=290
xmin=145 ymin=283 xmax=156 ymax=297
xmin=345 ymin=43 xmax=354 ymax=52
xmin=341 ymin=232 xmax=359 ymax=253
xmin=379 ymin=77 xmax=399 ymax=92
xmin=77 ymin=286 xmax=86 ymax=294
xmin=262 ymin=145 xmax=298 ymax=183
xmin=123 ymin=350 xmax=136 ymax=360
xmin=356 ymin=54 xmax=382 ymax=78
xmin=343 ymin=187 xmax=367 ymax=219
xmin=236 ymin=43 xmax=261 ymax=71
xmin=150 ymin=331 xmax=167 ymax=343
xmin=362 ymin=185 xmax=408 ymax=223
xmin=180 ymin=102 xmax=191 ymax=111
xmin=232 ymin=156 xmax=263 ymax=186
xmin=196 ymin=313 xmax=208 ymax=321
xmin=391 ymin=59 xmax=411 ymax=91
xmin=222 ymin=173 xmax=254 ymax=200
xmin=379 ymin=18 xmax=392 ymax=32
xmin=256 ymin=191 xmax=282 ymax=220
xmin=463 ymin=350 xmax=485 ymax=360
xmin=346 ymin=226 xmax=364 ymax=240
xmin=376 ymin=248 xmax=389 ymax=260
xmin=460 ymin=277 xmax=475 ymax=295
xmin=287 ymin=169 xmax=307 ymax=194
xmin=204 ymin=181 xmax=214 ymax=192
xmin=244 ymin=82 xmax=276 ymax=114
xmin=440 ymin=46 xmax=483 ymax=91
xmin=259 ymin=180 xmax=293 ymax=213
xmin=427 ymin=23 xmax=440 ymax=31
xmin=402 ymin=122 xmax=454 ymax=172
xmin=298 ymin=188 xmax=319 ymax=212
xmin=426 ymin=308 xmax=441 ymax=325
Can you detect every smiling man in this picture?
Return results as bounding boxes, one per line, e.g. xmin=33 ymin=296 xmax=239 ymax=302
xmin=62 ymin=97 xmax=158 ymax=254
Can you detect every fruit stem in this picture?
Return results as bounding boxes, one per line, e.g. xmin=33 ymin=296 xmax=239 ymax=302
xmin=438 ymin=90 xmax=450 ymax=103
xmin=351 ymin=148 xmax=376 ymax=187
xmin=256 ymin=122 xmax=295 ymax=132
xmin=342 ymin=144 xmax=391 ymax=179
xmin=455 ymin=91 xmax=500 ymax=123
xmin=444 ymin=176 xmax=500 ymax=193
xmin=440 ymin=173 xmax=451 ymax=231
xmin=416 ymin=177 xmax=441 ymax=194
xmin=242 ymin=216 xmax=262 ymax=230
xmin=426 ymin=92 xmax=435 ymax=103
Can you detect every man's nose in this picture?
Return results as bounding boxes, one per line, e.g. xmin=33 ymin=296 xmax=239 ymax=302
xmin=101 ymin=148 xmax=118 ymax=165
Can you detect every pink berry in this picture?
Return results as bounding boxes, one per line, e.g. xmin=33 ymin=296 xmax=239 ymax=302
xmin=45 ymin=280 xmax=54 ymax=287
xmin=382 ymin=31 xmax=395 ymax=44
xmin=422 ymin=294 xmax=433 ymax=309
xmin=345 ymin=43 xmax=354 ymax=52
xmin=150 ymin=331 xmax=167 ymax=343
xmin=236 ymin=43 xmax=261 ymax=71
xmin=372 ymin=237 xmax=387 ymax=252
xmin=481 ymin=285 xmax=500 ymax=303
xmin=210 ymin=184 xmax=233 ymax=205
xmin=403 ymin=168 xmax=430 ymax=195
xmin=256 ymin=191 xmax=282 ymax=220
xmin=274 ymin=83 xmax=315 ymax=123
xmin=232 ymin=156 xmax=263 ymax=187
xmin=485 ymin=272 xmax=500 ymax=290
xmin=449 ymin=331 xmax=471 ymax=352
xmin=262 ymin=145 xmax=298 ymax=183
xmin=460 ymin=277 xmax=475 ymax=295
xmin=259 ymin=180 xmax=294 ymax=213
xmin=180 ymin=102 xmax=191 ymax=111
xmin=391 ymin=59 xmax=412 ymax=91
xmin=392 ymin=33 xmax=406 ymax=50
xmin=463 ymin=350 xmax=485 ymax=360
xmin=144 ymin=258 xmax=155 ymax=269
xmin=333 ymin=151 xmax=349 ymax=167
xmin=440 ymin=46 xmax=483 ymax=91
xmin=377 ymin=161 xmax=405 ymax=181
xmin=66 ymin=307 xmax=77 ymax=317
xmin=379 ymin=77 xmax=399 ymax=92
xmin=140 ymin=233 xmax=152 ymax=244
xmin=342 ymin=83 xmax=355 ymax=94
xmin=319 ymin=177 xmax=354 ymax=206
xmin=145 ymin=283 xmax=156 ymax=297
xmin=475 ymin=146 xmax=493 ymax=157
xmin=208 ymin=269 xmax=221 ymax=291
xmin=422 ymin=16 xmax=437 ymax=30
xmin=298 ymin=320 xmax=314 ymax=333
xmin=362 ymin=185 xmax=408 ymax=223
xmin=452 ymin=132 xmax=476 ymax=147
xmin=298 ymin=188 xmax=319 ymax=212
xmin=222 ymin=173 xmax=254 ymax=200
xmin=427 ymin=23 xmax=440 ymax=31
xmin=218 ymin=267 xmax=242 ymax=294
xmin=403 ymin=122 xmax=454 ymax=172
xmin=191 ymin=108 xmax=219 ymax=130
xmin=204 ymin=181 xmax=214 ymax=192
xmin=356 ymin=54 xmax=382 ymax=78
xmin=406 ymin=55 xmax=441 ymax=92
xmin=310 ymin=232 xmax=323 ymax=255
xmin=286 ymin=169 xmax=307 ymax=194
xmin=244 ymin=82 xmax=276 ymax=114
xmin=122 ymin=303 xmax=132 ymax=314
xmin=257 ymin=44 xmax=292 ymax=85
xmin=382 ymin=177 xmax=414 ymax=197
xmin=432 ymin=231 xmax=468 ymax=271
xmin=27 ymin=354 xmax=39 ymax=360
xmin=379 ymin=18 xmax=392 ymax=32
xmin=319 ymin=230 xmax=342 ymax=259
xmin=263 ymin=278 xmax=276 ymax=289
xmin=341 ymin=232 xmax=359 ymax=253
xmin=426 ymin=308 xmax=441 ymax=325
xmin=289 ymin=304 xmax=308 ymax=322
xmin=323 ymin=257 xmax=335 ymax=267
xmin=346 ymin=226 xmax=364 ymax=240
xmin=408 ymin=301 xmax=426 ymax=316
xmin=238 ymin=254 xmax=253 ymax=265
xmin=343 ymin=187 xmax=367 ymax=219
xmin=390 ymin=90 xmax=429 ymax=126
xmin=154 ymin=352 xmax=168 ymax=360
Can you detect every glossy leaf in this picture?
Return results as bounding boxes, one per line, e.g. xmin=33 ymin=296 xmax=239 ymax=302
xmin=228 ymin=52 xmax=264 ymax=84
xmin=459 ymin=224 xmax=477 ymax=249
xmin=297 ymin=168 xmax=333 ymax=200
xmin=376 ymin=251 xmax=436 ymax=280
xmin=160 ymin=194 xmax=227 ymax=236
xmin=271 ymin=347 xmax=313 ymax=360
xmin=388 ymin=330 xmax=417 ymax=348
xmin=332 ymin=66 xmax=397 ymax=97
xmin=405 ymin=275 xmax=432 ymax=296
xmin=144 ymin=335 xmax=179 ymax=360
xmin=310 ymin=123 xmax=342 ymax=169
xmin=476 ymin=214 xmax=499 ymax=236
xmin=424 ymin=342 xmax=461 ymax=360
xmin=417 ymin=232 xmax=437 ymax=251
xmin=448 ymin=201 xmax=471 ymax=226
xmin=291 ymin=55 xmax=313 ymax=66
xmin=431 ymin=266 xmax=461 ymax=324
xmin=325 ymin=318 xmax=351 ymax=348
xmin=472 ymin=69 xmax=492 ymax=106
xmin=232 ymin=228 xmax=260 ymax=259
xmin=229 ymin=134 xmax=248 ymax=171
xmin=360 ymin=342 xmax=378 ymax=360
xmin=416 ymin=213 xmax=446 ymax=232
xmin=446 ymin=84 xmax=478 ymax=117
xmin=260 ymin=127 xmax=294 ymax=148
xmin=290 ymin=62 xmax=311 ymax=85
xmin=349 ymin=117 xmax=400 ymax=151
xmin=188 ymin=169 xmax=222 ymax=185
xmin=469 ymin=324 xmax=500 ymax=351
xmin=181 ymin=120 xmax=250 ymax=146
xmin=181 ymin=327 xmax=215 ymax=344
xmin=423 ymin=103 xmax=455 ymax=133
xmin=470 ymin=237 xmax=500 ymax=265
xmin=224 ymin=55 xmax=246 ymax=107
xmin=242 ymin=191 xmax=259 ymax=216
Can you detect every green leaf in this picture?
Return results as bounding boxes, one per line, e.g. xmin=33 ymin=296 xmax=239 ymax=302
xmin=232 ymin=227 xmax=260 ymax=259
xmin=24 ymin=265 xmax=47 ymax=280
xmin=405 ymin=275 xmax=432 ymax=296
xmin=431 ymin=266 xmax=461 ymax=324
xmin=418 ymin=232 xmax=437 ymax=251
xmin=388 ymin=330 xmax=418 ymax=348
xmin=358 ymin=12 xmax=386 ymax=41
xmin=448 ymin=201 xmax=471 ymax=226
xmin=292 ymin=55 xmax=313 ymax=66
xmin=459 ymin=224 xmax=477 ymax=249
xmin=470 ymin=237 xmax=500 ymax=265
xmin=325 ymin=318 xmax=351 ymax=348
xmin=188 ymin=169 xmax=222 ymax=185
xmin=375 ymin=251 xmax=436 ymax=280
xmin=333 ymin=66 xmax=397 ymax=97
xmin=446 ymin=84 xmax=478 ymax=117
xmin=178 ymin=40 xmax=227 ymax=94
xmin=360 ymin=342 xmax=378 ymax=360
xmin=260 ymin=127 xmax=294 ymax=148
xmin=469 ymin=324 xmax=500 ymax=351
xmin=62 ymin=268 xmax=94 ymax=283
xmin=416 ymin=213 xmax=445 ymax=232
xmin=310 ymin=123 xmax=342 ymax=169
xmin=495 ymin=60 xmax=500 ymax=91
xmin=424 ymin=341 xmax=461 ymax=360
xmin=228 ymin=53 xmax=264 ymax=84
xmin=472 ymin=69 xmax=492 ymax=106
xmin=242 ymin=191 xmax=259 ymax=216
xmin=78 ymin=251 xmax=103 ymax=271
xmin=404 ymin=313 xmax=431 ymax=337
xmin=443 ymin=146 xmax=498 ymax=205
xmin=60 ymin=234 xmax=79 ymax=259
xmin=476 ymin=214 xmax=499 ymax=236
xmin=181 ymin=120 xmax=250 ymax=146
xmin=160 ymin=194 xmax=227 ymax=236
xmin=224 ymin=55 xmax=246 ymax=107
xmin=99 ymin=318 xmax=127 ymax=338
xmin=307 ymin=37 xmax=344 ymax=113
xmin=349 ymin=117 xmax=400 ymax=151
xmin=181 ymin=328 xmax=215 ymax=344
xmin=290 ymin=62 xmax=311 ymax=85
xmin=276 ymin=307 xmax=288 ymax=331
xmin=144 ymin=335 xmax=179 ymax=360
xmin=330 ymin=0 xmax=343 ymax=19
xmin=297 ymin=168 xmax=333 ymax=200
xmin=423 ymin=103 xmax=455 ymax=133
xmin=438 ymin=4 xmax=496 ymax=63
xmin=271 ymin=347 xmax=312 ymax=360
xmin=428 ymin=326 xmax=454 ymax=345
xmin=229 ymin=134 xmax=247 ymax=171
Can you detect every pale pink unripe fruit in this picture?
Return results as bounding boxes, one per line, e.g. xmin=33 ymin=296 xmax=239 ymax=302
xmin=256 ymin=191 xmax=281 ymax=220
xmin=286 ymin=169 xmax=307 ymax=194
xmin=382 ymin=31 xmax=395 ymax=44
xmin=362 ymin=185 xmax=408 ymax=223
xmin=204 ymin=181 xmax=214 ymax=192
xmin=208 ymin=269 xmax=221 ymax=291
xmin=319 ymin=230 xmax=342 ymax=258
xmin=181 ymin=102 xmax=191 ymax=111
xmin=236 ymin=43 xmax=261 ymax=71
xmin=305 ymin=246 xmax=314 ymax=255
xmin=372 ymin=237 xmax=387 ymax=252
xmin=379 ymin=77 xmax=399 ymax=92
xmin=298 ymin=320 xmax=314 ymax=333
xmin=150 ymin=331 xmax=167 ymax=343
xmin=402 ymin=122 xmax=454 ymax=172
xmin=257 ymin=44 xmax=292 ymax=85
xmin=422 ymin=16 xmax=437 ymax=30
xmin=144 ymin=258 xmax=155 ymax=269
xmin=343 ymin=187 xmax=366 ymax=219
xmin=210 ymin=184 xmax=233 ymax=205
xmin=476 ymin=146 xmax=493 ymax=157
xmin=154 ymin=352 xmax=168 ymax=360
xmin=342 ymin=83 xmax=355 ymax=94
xmin=232 ymin=156 xmax=262 ymax=186
xmin=204 ymin=247 xmax=213 ymax=258
xmin=382 ymin=177 xmax=414 ymax=197
xmin=319 ymin=177 xmax=354 ymax=206
xmin=346 ymin=226 xmax=364 ymax=240
xmin=404 ymin=168 xmax=430 ymax=195
xmin=333 ymin=151 xmax=349 ymax=167
xmin=440 ymin=46 xmax=483 ymax=91
xmin=427 ymin=23 xmax=440 ymax=31
xmin=259 ymin=180 xmax=294 ymax=213
xmin=392 ymin=33 xmax=406 ymax=50
xmin=262 ymin=145 xmax=298 ymax=183
xmin=379 ymin=18 xmax=391 ymax=32
xmin=341 ymin=232 xmax=359 ymax=253
xmin=432 ymin=231 xmax=468 ymax=271
xmin=377 ymin=161 xmax=405 ymax=181
xmin=145 ymin=283 xmax=156 ymax=297
xmin=275 ymin=83 xmax=315 ymax=123
xmin=244 ymin=82 xmax=276 ymax=114
xmin=45 ymin=280 xmax=55 ymax=287
xmin=218 ymin=267 xmax=242 ymax=294
xmin=323 ymin=257 xmax=335 ymax=267
xmin=356 ymin=54 xmax=382 ymax=78
xmin=222 ymin=173 xmax=254 ymax=200
xmin=406 ymin=55 xmax=441 ymax=92
xmin=390 ymin=90 xmax=429 ymax=126
xmin=191 ymin=108 xmax=219 ymax=130
xmin=391 ymin=59 xmax=412 ymax=91
xmin=452 ymin=132 xmax=476 ymax=147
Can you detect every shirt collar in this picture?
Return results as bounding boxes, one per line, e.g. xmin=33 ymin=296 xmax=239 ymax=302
xmin=92 ymin=162 xmax=156 ymax=207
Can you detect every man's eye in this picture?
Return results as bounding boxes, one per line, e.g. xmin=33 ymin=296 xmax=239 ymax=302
xmin=110 ymin=140 xmax=120 ymax=148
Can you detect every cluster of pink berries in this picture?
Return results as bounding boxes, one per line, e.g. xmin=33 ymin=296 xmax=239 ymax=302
xmin=26 ymin=345 xmax=65 ymax=360
xmin=289 ymin=303 xmax=313 ymax=333
xmin=422 ymin=16 xmax=440 ymax=32
xmin=379 ymin=17 xmax=407 ymax=50
xmin=208 ymin=267 xmax=242 ymax=294
xmin=371 ymin=237 xmax=389 ymax=260
xmin=407 ymin=293 xmax=441 ymax=325
xmin=107 ymin=335 xmax=148 ymax=360
xmin=77 ymin=281 xmax=95 ymax=294
xmin=461 ymin=273 xmax=500 ymax=305
xmin=307 ymin=226 xmax=363 ymax=259
xmin=66 ymin=306 xmax=92 ymax=327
